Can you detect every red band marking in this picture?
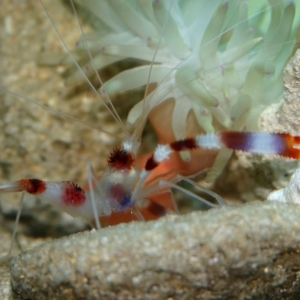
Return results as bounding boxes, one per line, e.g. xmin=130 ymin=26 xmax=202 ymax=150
xmin=146 ymin=201 xmax=167 ymax=217
xmin=220 ymin=132 xmax=249 ymax=150
xmin=281 ymin=134 xmax=300 ymax=159
xmin=145 ymin=154 xmax=159 ymax=171
xmin=107 ymin=147 xmax=134 ymax=170
xmin=170 ymin=138 xmax=198 ymax=152
xmin=19 ymin=179 xmax=46 ymax=195
xmin=62 ymin=182 xmax=86 ymax=206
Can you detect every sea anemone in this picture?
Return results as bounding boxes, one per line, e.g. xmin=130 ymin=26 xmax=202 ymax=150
xmin=58 ymin=0 xmax=300 ymax=181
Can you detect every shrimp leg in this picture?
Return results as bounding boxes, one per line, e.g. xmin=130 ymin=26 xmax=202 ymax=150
xmin=131 ymin=132 xmax=300 ymax=205
xmin=0 ymin=179 xmax=101 ymax=223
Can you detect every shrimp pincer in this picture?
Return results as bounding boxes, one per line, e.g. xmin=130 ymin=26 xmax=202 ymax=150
xmin=0 ymin=131 xmax=299 ymax=228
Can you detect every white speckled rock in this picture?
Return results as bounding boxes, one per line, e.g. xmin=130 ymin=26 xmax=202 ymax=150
xmin=268 ymin=163 xmax=300 ymax=204
xmin=261 ymin=49 xmax=300 ymax=203
xmin=11 ymin=202 xmax=300 ymax=300
xmin=260 ymin=49 xmax=300 ymax=134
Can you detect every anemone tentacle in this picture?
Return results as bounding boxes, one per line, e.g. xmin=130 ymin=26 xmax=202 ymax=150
xmin=57 ymin=0 xmax=300 ymax=181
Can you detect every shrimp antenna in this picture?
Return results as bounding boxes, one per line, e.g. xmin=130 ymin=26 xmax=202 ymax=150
xmin=131 ymin=0 xmax=175 ymax=143
xmin=67 ymin=0 xmax=127 ymax=134
xmin=39 ymin=0 xmax=128 ymax=135
xmin=143 ymin=0 xmax=175 ymax=103
xmin=0 ymin=88 xmax=121 ymax=140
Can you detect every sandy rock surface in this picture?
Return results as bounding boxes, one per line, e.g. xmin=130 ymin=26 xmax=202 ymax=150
xmin=11 ymin=202 xmax=300 ymax=300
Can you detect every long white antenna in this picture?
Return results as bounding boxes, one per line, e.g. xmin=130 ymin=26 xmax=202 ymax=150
xmin=68 ymin=0 xmax=127 ymax=133
xmin=143 ymin=0 xmax=175 ymax=104
xmin=39 ymin=0 xmax=128 ymax=134
xmin=130 ymin=0 xmax=175 ymax=143
xmin=0 ymin=88 xmax=121 ymax=140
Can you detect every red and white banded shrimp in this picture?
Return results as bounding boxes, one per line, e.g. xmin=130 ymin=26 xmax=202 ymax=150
xmin=1 ymin=0 xmax=300 ymax=262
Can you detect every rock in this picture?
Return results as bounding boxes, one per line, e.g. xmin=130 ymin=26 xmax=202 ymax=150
xmin=268 ymin=164 xmax=300 ymax=204
xmin=260 ymin=49 xmax=300 ymax=134
xmin=11 ymin=202 xmax=300 ymax=300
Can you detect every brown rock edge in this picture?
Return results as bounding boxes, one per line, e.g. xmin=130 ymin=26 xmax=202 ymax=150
xmin=11 ymin=202 xmax=300 ymax=300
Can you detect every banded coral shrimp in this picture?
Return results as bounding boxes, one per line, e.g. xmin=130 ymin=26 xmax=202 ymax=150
xmin=0 ymin=0 xmax=300 ymax=296
xmin=0 ymin=0 xmax=300 ymax=241
xmin=0 ymin=0 xmax=224 ymax=260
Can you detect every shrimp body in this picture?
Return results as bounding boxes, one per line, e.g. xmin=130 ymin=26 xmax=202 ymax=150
xmin=0 ymin=139 xmax=141 ymax=224
xmin=0 ymin=170 xmax=139 ymax=225
xmin=1 ymin=131 xmax=299 ymax=227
